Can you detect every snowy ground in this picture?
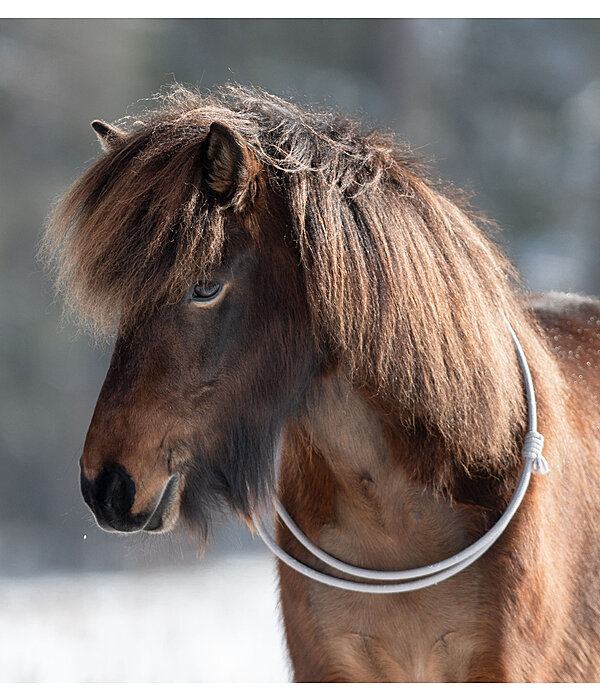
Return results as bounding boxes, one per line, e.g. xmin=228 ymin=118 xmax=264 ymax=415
xmin=0 ymin=553 xmax=290 ymax=682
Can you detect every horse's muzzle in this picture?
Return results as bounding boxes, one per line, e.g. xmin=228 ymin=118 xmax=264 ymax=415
xmin=79 ymin=459 xmax=180 ymax=533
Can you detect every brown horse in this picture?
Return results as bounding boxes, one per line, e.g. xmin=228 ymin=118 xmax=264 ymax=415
xmin=44 ymin=85 xmax=600 ymax=682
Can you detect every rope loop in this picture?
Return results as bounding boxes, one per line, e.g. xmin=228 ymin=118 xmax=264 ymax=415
xmin=522 ymin=430 xmax=550 ymax=475
xmin=255 ymin=318 xmax=550 ymax=593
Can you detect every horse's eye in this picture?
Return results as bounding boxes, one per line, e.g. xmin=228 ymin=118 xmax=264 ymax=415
xmin=191 ymin=281 xmax=223 ymax=302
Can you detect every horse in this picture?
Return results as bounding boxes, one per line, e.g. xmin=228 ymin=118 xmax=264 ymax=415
xmin=43 ymin=84 xmax=600 ymax=682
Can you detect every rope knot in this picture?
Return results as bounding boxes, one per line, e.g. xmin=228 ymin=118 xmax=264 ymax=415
xmin=522 ymin=430 xmax=549 ymax=475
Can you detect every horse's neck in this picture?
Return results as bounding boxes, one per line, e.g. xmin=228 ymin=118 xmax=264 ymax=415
xmin=288 ymin=374 xmax=478 ymax=570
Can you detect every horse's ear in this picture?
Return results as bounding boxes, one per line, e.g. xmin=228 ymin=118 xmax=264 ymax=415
xmin=91 ymin=120 xmax=127 ymax=152
xmin=202 ymin=122 xmax=260 ymax=209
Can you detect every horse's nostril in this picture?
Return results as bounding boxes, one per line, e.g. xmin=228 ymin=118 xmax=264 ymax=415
xmin=85 ymin=461 xmax=136 ymax=521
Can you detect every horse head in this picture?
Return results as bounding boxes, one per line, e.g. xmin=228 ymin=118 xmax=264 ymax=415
xmin=58 ymin=115 xmax=320 ymax=537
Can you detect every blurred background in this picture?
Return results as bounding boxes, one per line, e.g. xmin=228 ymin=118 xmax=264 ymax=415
xmin=1 ymin=18 xmax=599 ymax=681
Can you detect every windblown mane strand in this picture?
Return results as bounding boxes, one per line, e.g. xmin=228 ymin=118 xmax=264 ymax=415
xmin=43 ymin=84 xmax=559 ymax=475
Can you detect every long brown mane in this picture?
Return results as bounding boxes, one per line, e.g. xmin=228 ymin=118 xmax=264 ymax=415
xmin=43 ymin=84 xmax=561 ymax=495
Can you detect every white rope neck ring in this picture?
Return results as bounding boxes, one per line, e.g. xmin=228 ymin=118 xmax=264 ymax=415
xmin=254 ymin=318 xmax=549 ymax=594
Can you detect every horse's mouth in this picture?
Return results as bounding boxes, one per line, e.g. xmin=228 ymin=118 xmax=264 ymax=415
xmin=143 ymin=473 xmax=181 ymax=533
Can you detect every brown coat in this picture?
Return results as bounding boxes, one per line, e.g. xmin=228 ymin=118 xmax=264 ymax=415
xmin=43 ymin=85 xmax=600 ymax=681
